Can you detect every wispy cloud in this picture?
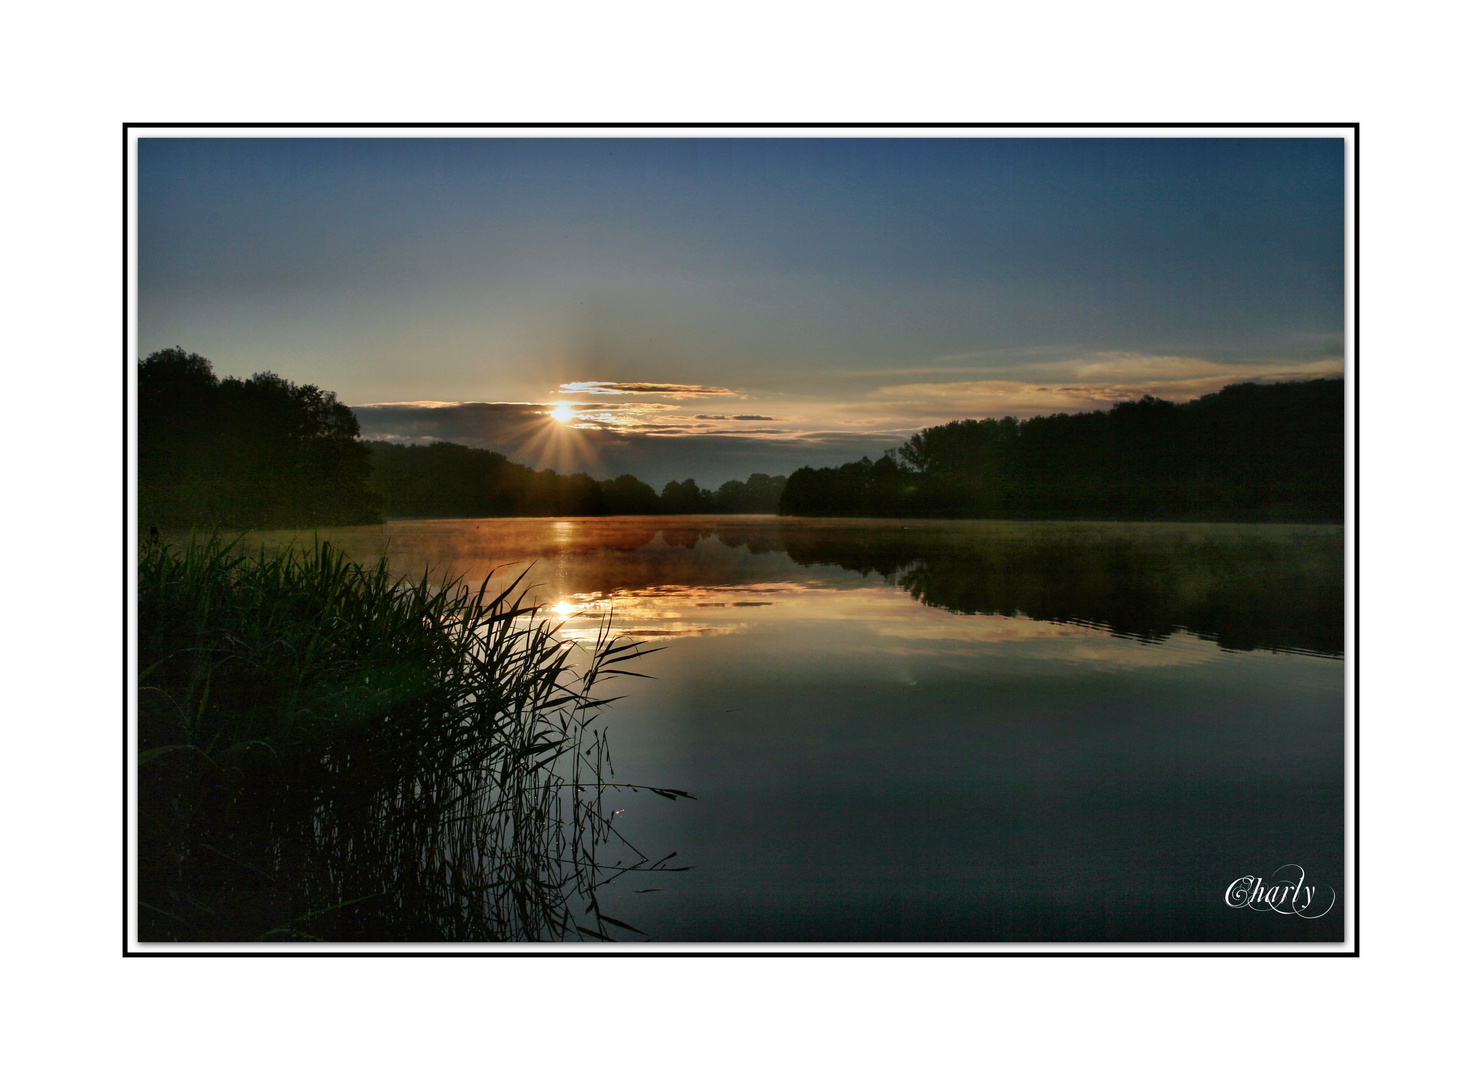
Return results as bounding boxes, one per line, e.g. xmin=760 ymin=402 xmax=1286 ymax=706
xmin=836 ymin=338 xmax=1346 ymax=383
xmin=351 ymin=400 xmax=900 ymax=488
xmin=557 ymin=381 xmax=737 ymax=397
xmin=355 ymin=399 xmax=507 ymax=409
xmin=352 ymin=350 xmax=1343 ymax=488
xmin=559 ymin=401 xmax=682 ymax=429
xmin=866 ymin=352 xmax=1343 ymax=419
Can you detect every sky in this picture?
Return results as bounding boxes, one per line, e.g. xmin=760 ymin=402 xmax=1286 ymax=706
xmin=138 ymin=136 xmax=1345 ymax=489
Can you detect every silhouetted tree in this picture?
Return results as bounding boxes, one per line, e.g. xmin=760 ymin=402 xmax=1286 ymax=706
xmin=715 ymin=473 xmax=789 ymax=513
xmin=600 ymin=473 xmax=664 ymax=514
xmin=780 ymin=379 xmax=1343 ymax=523
xmin=367 ymin=444 xmax=676 ymax=518
xmin=659 ymin=478 xmax=717 ymax=514
xmin=138 ymin=348 xmax=381 ymax=528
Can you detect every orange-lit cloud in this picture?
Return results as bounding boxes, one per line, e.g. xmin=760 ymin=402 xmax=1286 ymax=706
xmin=866 ymin=352 xmax=1344 ymax=420
xmin=557 ymin=381 xmax=737 ymax=397
xmin=353 ymin=349 xmax=1344 ymax=488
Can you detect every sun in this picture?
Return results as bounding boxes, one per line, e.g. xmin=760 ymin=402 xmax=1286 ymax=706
xmin=550 ymin=404 xmax=575 ymax=424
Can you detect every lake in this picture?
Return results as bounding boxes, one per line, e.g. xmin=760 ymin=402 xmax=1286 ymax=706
xmin=247 ymin=516 xmax=1346 ymax=944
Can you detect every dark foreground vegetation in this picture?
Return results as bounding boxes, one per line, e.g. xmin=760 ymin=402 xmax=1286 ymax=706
xmin=367 ymin=440 xmax=787 ymax=518
xmin=138 ymin=535 xmax=686 ymax=942
xmin=780 ymin=379 xmax=1343 ymax=522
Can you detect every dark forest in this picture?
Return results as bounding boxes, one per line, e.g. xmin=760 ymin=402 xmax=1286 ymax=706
xmin=366 ymin=441 xmax=788 ymax=519
xmin=139 ymin=350 xmax=1342 ymax=528
xmin=779 ymin=379 xmax=1343 ymax=522
xmin=137 ymin=349 xmax=787 ymax=526
xmin=138 ymin=348 xmax=381 ymax=528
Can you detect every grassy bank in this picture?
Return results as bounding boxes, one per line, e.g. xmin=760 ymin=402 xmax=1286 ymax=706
xmin=137 ymin=535 xmax=680 ymax=942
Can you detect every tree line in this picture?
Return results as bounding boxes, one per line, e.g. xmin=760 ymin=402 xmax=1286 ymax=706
xmin=137 ymin=348 xmax=788 ymax=527
xmin=139 ymin=348 xmax=382 ymax=528
xmin=140 ymin=349 xmax=1342 ymax=529
xmin=366 ymin=440 xmax=786 ymax=518
xmin=779 ymin=379 xmax=1343 ymax=522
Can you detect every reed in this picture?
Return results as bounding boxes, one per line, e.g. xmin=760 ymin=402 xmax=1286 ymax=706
xmin=137 ymin=534 xmax=684 ymax=942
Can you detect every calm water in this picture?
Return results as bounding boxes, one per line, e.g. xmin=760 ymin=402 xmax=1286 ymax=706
xmin=250 ymin=516 xmax=1346 ymax=943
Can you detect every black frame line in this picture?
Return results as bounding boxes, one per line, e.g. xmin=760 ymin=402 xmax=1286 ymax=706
xmin=122 ymin=121 xmax=1359 ymax=958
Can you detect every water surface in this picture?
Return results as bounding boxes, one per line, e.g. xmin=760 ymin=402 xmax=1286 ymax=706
xmin=248 ymin=516 xmax=1345 ymax=943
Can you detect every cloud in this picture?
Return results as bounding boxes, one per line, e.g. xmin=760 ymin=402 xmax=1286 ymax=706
xmin=866 ymin=353 xmax=1344 ymax=420
xmin=351 ymin=354 xmax=1342 ymax=489
xmin=355 ymin=401 xmax=548 ymax=442
xmin=351 ymin=400 xmax=899 ymax=488
xmin=557 ymin=381 xmax=737 ymax=397
xmin=560 ymin=402 xmax=683 ymax=429
xmin=836 ymin=338 xmax=1347 ymax=383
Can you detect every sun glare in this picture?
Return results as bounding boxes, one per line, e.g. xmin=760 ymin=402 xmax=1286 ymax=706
xmin=550 ymin=405 xmax=575 ymax=424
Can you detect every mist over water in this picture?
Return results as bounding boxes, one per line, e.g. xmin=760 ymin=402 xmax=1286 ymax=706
xmin=243 ymin=516 xmax=1345 ymax=942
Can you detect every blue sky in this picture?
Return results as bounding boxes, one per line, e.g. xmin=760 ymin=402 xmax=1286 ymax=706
xmin=138 ymin=136 xmax=1344 ymax=487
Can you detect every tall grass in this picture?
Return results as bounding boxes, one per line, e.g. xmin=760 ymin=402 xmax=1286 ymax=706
xmin=137 ymin=534 xmax=685 ymax=942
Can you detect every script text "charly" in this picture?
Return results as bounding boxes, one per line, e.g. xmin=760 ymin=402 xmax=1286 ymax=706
xmin=1224 ymin=864 xmax=1335 ymax=919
